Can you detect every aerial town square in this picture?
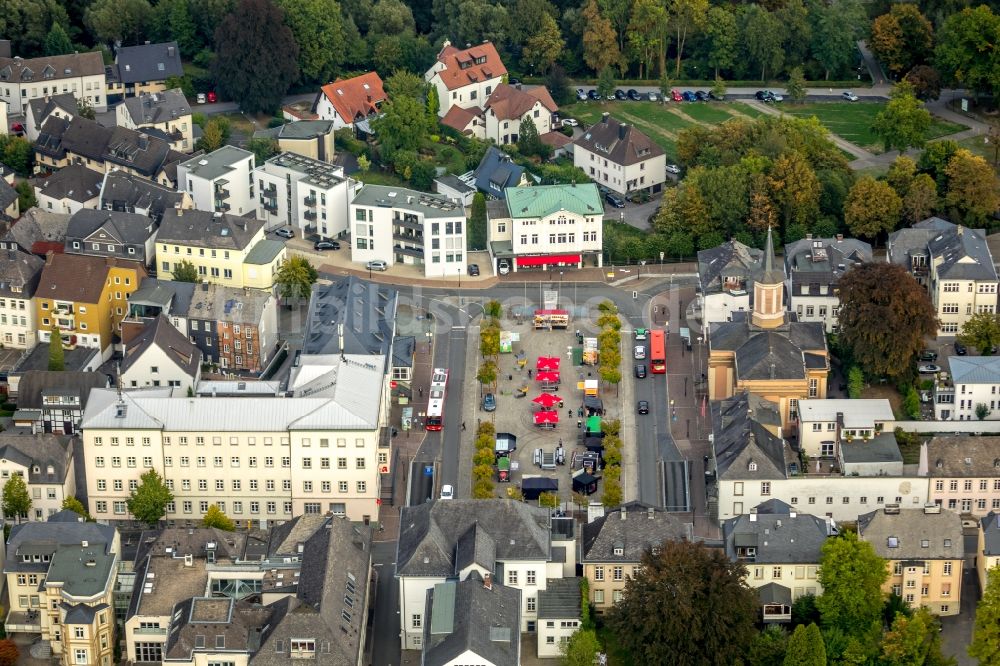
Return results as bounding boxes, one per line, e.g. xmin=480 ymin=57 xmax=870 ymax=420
xmin=0 ymin=0 xmax=998 ymax=664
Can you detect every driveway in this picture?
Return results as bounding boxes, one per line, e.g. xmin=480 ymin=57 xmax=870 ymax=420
xmin=604 ymin=195 xmax=662 ymax=230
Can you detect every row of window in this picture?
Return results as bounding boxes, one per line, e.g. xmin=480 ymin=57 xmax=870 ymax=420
xmin=162 ymin=244 xmax=233 ymax=259
xmin=94 ymin=435 xmax=370 ymax=447
xmin=0 ymin=299 xmax=28 ymax=309
xmin=0 ymin=315 xmax=28 ymax=326
xmin=752 ymin=566 xmax=818 ymax=580
xmin=935 ymin=479 xmax=1000 ymax=492
xmin=892 ymin=561 xmax=954 ymax=576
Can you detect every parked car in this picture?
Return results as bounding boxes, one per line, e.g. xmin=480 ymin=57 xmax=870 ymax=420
xmin=365 ymin=259 xmax=388 ymax=272
xmin=509 ymin=78 xmax=521 ymax=86
xmin=440 ymin=484 xmax=454 ymax=500
xmin=634 ymin=364 xmax=647 ymax=378
xmin=671 ymin=89 xmax=683 ymax=102
xmin=709 ymin=90 xmax=726 ymax=101
xmin=587 ymin=89 xmax=601 ymax=101
xmin=614 ymin=89 xmax=627 ymax=100
xmin=634 ymin=345 xmax=646 ymax=360
xmin=467 ymin=263 xmax=480 ymax=276
xmin=275 ymin=227 xmax=294 ymax=238
xmin=682 ymin=90 xmax=697 ymax=102
xmin=954 ymin=341 xmax=968 ymax=355
xmin=695 ymin=90 xmax=709 ymax=101
xmin=755 ymin=90 xmax=768 ymax=100
xmin=482 ymin=393 xmax=496 ymax=412
xmin=605 ymin=193 xmax=626 ymax=208
xmin=919 ymin=350 xmax=938 ymax=362
xmin=196 ymin=93 xmax=206 ymax=104
xmin=647 ymin=91 xmax=659 ymax=102
xmin=9 ymin=122 xmax=24 ymax=135
xmin=766 ymin=90 xmax=783 ymax=102
xmin=498 ymin=259 xmax=511 ymax=275
xmin=206 ymin=91 xmax=217 ymax=103
xmin=842 ymin=91 xmax=859 ymax=101
xmin=637 ymin=400 xmax=649 ymax=415
xmin=576 ymin=88 xmax=587 ymax=100
xmin=918 ymin=364 xmax=942 ymax=374
xmin=666 ymin=164 xmax=681 ymax=175
xmin=313 ymin=240 xmax=340 ymax=250
xmin=561 ymin=118 xmax=579 ymax=127
xmin=627 ymin=89 xmax=642 ymax=101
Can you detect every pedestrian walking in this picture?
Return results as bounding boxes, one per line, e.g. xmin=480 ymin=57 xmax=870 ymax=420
xmin=462 ymin=422 xmax=467 ymax=431
xmin=528 ymin=368 xmax=533 ymax=379
xmin=418 ymin=386 xmax=423 ymax=398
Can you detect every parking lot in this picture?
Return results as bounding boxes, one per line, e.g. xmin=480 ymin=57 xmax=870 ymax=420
xmin=472 ymin=315 xmax=626 ymax=507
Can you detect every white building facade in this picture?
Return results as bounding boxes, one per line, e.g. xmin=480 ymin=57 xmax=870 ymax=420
xmin=177 ymin=146 xmax=255 ymax=217
xmin=425 ymin=41 xmax=506 ymax=118
xmin=0 ymin=52 xmax=107 ymax=115
xmin=935 ymin=356 xmax=1000 ymax=421
xmin=797 ymin=399 xmax=895 ymax=458
xmin=255 ymin=152 xmax=356 ymax=237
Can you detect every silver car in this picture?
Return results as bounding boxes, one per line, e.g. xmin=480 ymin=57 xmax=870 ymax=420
xmin=365 ymin=260 xmax=388 ymax=271
xmin=634 ymin=345 xmax=646 ymax=360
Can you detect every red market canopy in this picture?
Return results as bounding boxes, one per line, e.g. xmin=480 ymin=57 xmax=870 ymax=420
xmin=536 ymin=356 xmax=561 ymax=371
xmin=532 ymin=394 xmax=562 ymax=407
xmin=536 ymin=371 xmax=560 ymax=383
xmin=533 ymin=411 xmax=559 ymax=424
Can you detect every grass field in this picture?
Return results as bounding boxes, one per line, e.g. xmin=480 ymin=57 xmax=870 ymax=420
xmin=780 ymin=102 xmax=966 ymax=152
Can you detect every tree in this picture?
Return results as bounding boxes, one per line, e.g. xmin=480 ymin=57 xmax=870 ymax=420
xmin=15 ymin=181 xmax=36 ymax=212
xmin=837 ymin=263 xmax=937 ymax=381
xmin=959 ymin=313 xmax=1000 ymax=354
xmin=977 ymin=403 xmax=992 ymax=421
xmin=943 ymin=149 xmax=1000 ymax=225
xmin=881 ymin=608 xmax=951 ymax=666
xmin=596 ymin=66 xmax=616 ymax=100
xmin=277 ymin=0 xmax=345 ymax=85
xmin=970 ymin=565 xmax=1000 ymax=665
xmin=151 ymin=0 xmax=200 ymax=57
xmin=870 ymin=4 xmax=934 ymax=76
xmin=544 ymin=65 xmax=573 ymax=106
xmin=810 ymin=0 xmax=866 ymax=80
xmin=847 ymin=366 xmax=864 ymax=399
xmin=669 ymin=0 xmax=709 ymax=77
xmin=85 ymin=0 xmax=153 ymax=46
xmin=783 ymin=623 xmax=825 ymax=666
xmin=477 ymin=360 xmax=497 ymax=387
xmin=711 ymin=75 xmax=727 ymax=101
xmin=768 ymin=151 xmax=821 ymax=227
xmin=664 ymin=231 xmax=694 ymax=260
xmin=786 ymin=67 xmax=807 ymax=104
xmin=517 ymin=116 xmax=549 ymax=160
xmin=172 ymin=259 xmax=200 ymax=283
xmin=816 ymin=531 xmax=888 ymax=637
xmin=214 ymin=0 xmax=299 ymax=113
xmin=903 ymin=386 xmax=920 ymax=419
xmin=0 ymin=640 xmax=18 ymax=666
xmin=245 ymin=137 xmax=279 ymax=165
xmin=468 ymin=193 xmax=487 ymax=251
xmin=626 ymin=0 xmax=666 ymax=80
xmin=561 ymin=629 xmax=600 ymax=666
xmin=198 ymin=118 xmax=226 ymax=152
xmin=128 ymin=470 xmax=173 ymax=526
xmin=61 ymin=496 xmax=91 ymax=519
xmin=2 ymin=474 xmax=31 ymax=523
xmin=43 ymin=22 xmax=73 ymax=55
xmin=608 ymin=540 xmax=756 ymax=665
xmin=384 ymin=70 xmax=426 ymax=102
xmin=0 ymin=136 xmax=34 ymax=176
xmin=485 ymin=300 xmax=502 ymax=320
xmin=538 ymin=492 xmax=559 ymax=509
xmin=705 ymin=6 xmax=738 ymax=78
xmin=935 ymin=5 xmax=1000 ymax=99
xmin=905 ymin=65 xmax=942 ymax=101
xmin=844 ymin=177 xmax=902 ymax=240
xmin=744 ymin=4 xmax=784 ymax=82
xmin=74 ymin=98 xmax=96 ymax=121
xmin=522 ymin=12 xmax=563 ymax=73
xmin=748 ymin=626 xmax=788 ymax=666
xmin=48 ymin=326 xmax=65 ymax=371
xmin=887 ymin=155 xmax=917 ymax=198
xmin=202 ymin=504 xmax=235 ymax=530
xmin=275 ymin=256 xmax=318 ymax=301
xmin=372 ymin=96 xmax=428 ymax=160
xmin=581 ymin=0 xmax=620 ymax=74
xmin=872 ymin=82 xmax=932 ymax=153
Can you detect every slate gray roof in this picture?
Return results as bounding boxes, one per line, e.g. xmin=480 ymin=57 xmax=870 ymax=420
xmin=26 ymin=93 xmax=76 ymax=130
xmin=435 ymin=174 xmax=475 ymax=195
xmin=698 ymin=240 xmax=764 ymax=296
xmin=922 ymin=436 xmax=1000 ymax=477
xmin=949 ymin=356 xmax=1000 ymax=385
xmin=352 ymin=184 xmax=461 ymax=217
xmin=157 ymin=207 xmax=263 ymax=250
xmin=303 ymin=276 xmax=398 ymax=358
xmin=122 ymin=314 xmax=201 ymax=377
xmin=582 ymin=501 xmax=692 ymax=563
xmin=397 ymin=500 xmax=552 ymax=577
xmin=0 ymin=247 xmax=43 ymax=299
xmin=12 ymin=343 xmax=99 ymax=373
xmin=0 ymin=175 xmax=16 ymax=213
xmin=734 ymin=331 xmax=807 ymax=381
xmin=0 ymin=207 xmax=71 ymax=254
xmin=0 ymin=432 xmax=73 ymax=484
xmin=164 ymin=596 xmax=271 ymax=661
xmin=840 ymin=432 xmax=902 ymax=464
xmin=33 ymin=165 xmax=103 ymax=203
xmin=757 ymin=582 xmax=792 ymax=606
xmin=473 ymin=146 xmax=525 ymax=199
xmin=710 ymin=313 xmax=827 ymax=381
xmin=262 ymin=514 xmax=331 ymax=558
xmin=422 ymin=572 xmax=520 ymax=666
xmin=15 ymin=370 xmax=109 ymax=410
xmin=113 ymin=42 xmax=183 ymax=84
xmin=46 ymin=543 xmax=116 ymax=597
xmin=858 ymin=508 xmax=964 ymax=560
xmin=121 ymin=88 xmax=191 ymax=126
xmin=712 ymin=392 xmax=795 ymax=481
xmin=180 ymin=145 xmax=253 ymax=181
xmin=723 ymin=504 xmax=834 ymax=564
xmin=66 ymin=208 xmax=155 ymax=245
xmin=536 ymin=577 xmax=581 ymax=619
xmin=0 ymin=52 xmax=104 ymax=83
xmin=62 ymin=602 xmax=108 ymax=625
xmin=785 ymin=236 xmax=871 ymax=294
xmin=574 ymin=114 xmax=664 ymax=167
xmin=100 ymin=170 xmax=187 ymax=222
xmin=980 ymin=512 xmax=1000 ymax=556
xmin=253 ymin=120 xmax=335 ymax=141
xmin=128 ymin=278 xmax=193 ymax=312
xmin=6 ymin=515 xmax=116 ymax=574
xmin=889 ymin=217 xmax=997 ymax=281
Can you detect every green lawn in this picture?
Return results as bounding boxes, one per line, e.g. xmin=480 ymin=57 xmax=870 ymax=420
xmin=355 ymin=171 xmax=406 ymax=187
xmin=780 ymin=102 xmax=966 ymax=152
xmin=674 ymin=102 xmax=739 ymax=124
xmin=732 ymin=102 xmax=766 ymax=118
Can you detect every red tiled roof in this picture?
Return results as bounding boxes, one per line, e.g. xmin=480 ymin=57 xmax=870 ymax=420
xmin=319 ymin=72 xmax=386 ymax=124
xmin=441 ymin=105 xmax=480 ymax=133
xmin=433 ymin=41 xmax=507 ymax=92
xmin=485 ymin=84 xmax=558 ymax=121
xmin=37 ymin=253 xmax=143 ymax=304
xmin=540 ymin=131 xmax=572 ymax=148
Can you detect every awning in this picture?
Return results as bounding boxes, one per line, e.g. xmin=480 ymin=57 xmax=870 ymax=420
xmin=532 ymin=394 xmax=562 ymax=407
xmin=536 ymin=355 xmax=561 ymax=371
xmin=534 ymin=411 xmax=559 ymax=425
xmin=536 ymin=371 xmax=560 ymax=383
xmin=517 ymin=254 xmax=581 ymax=267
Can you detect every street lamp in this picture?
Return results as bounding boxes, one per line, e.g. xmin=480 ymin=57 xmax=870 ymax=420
xmin=458 ymin=267 xmax=462 ymax=288
xmin=659 ymin=251 xmax=664 ymax=272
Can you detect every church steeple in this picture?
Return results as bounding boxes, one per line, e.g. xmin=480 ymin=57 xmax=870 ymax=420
xmin=752 ymin=227 xmax=786 ymax=329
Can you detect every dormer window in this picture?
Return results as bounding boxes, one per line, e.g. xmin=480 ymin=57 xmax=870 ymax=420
xmin=748 ymin=461 xmax=757 ymax=472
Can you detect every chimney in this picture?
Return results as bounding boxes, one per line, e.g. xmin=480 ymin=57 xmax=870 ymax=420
xmin=836 ymin=234 xmax=844 ymax=242
xmin=618 ymin=123 xmax=627 ymax=140
xmin=81 ymin=540 xmax=88 ymax=547
xmin=620 ymin=505 xmax=627 ymax=520
xmin=805 ymin=233 xmax=813 ymax=240
xmin=483 ymin=572 xmax=492 ymax=590
xmin=167 ymin=46 xmax=175 ymax=57
xmin=957 ymin=225 xmax=964 ymax=236
xmin=176 ymin=208 xmax=183 ymax=216
xmin=647 ymin=507 xmax=654 ymax=519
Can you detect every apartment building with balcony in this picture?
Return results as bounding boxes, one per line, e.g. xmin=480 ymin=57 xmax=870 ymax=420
xmin=933 ymin=355 xmax=1000 ymax=421
xmin=796 ymin=399 xmax=894 ymax=459
xmin=0 ymin=246 xmax=43 ymax=349
xmin=351 ymin=184 xmax=466 ymax=278
xmin=784 ymin=235 xmax=871 ymax=333
xmin=888 ymin=217 xmax=999 ymax=336
xmin=858 ymin=505 xmax=964 ymax=616
xmin=80 ymin=352 xmax=389 ymax=525
xmin=3 ymin=513 xmax=119 ymax=665
xmin=920 ymin=436 xmax=1000 ymax=516
xmin=34 ymin=252 xmax=146 ymax=360
xmin=155 ymin=208 xmax=284 ymax=290
xmin=722 ymin=500 xmax=836 ymax=623
xmin=255 ymin=151 xmax=355 ymax=237
xmin=177 ymin=146 xmax=255 ymax=216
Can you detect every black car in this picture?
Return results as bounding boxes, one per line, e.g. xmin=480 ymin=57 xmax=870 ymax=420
xmin=955 ymin=341 xmax=968 ymax=355
xmin=587 ymin=89 xmax=601 ymax=101
xmin=637 ymin=400 xmax=649 ymax=415
xmin=627 ymin=89 xmax=642 ymax=101
xmin=919 ymin=350 xmax=938 ymax=362
xmin=755 ymin=90 xmax=768 ymax=101
xmin=695 ymin=90 xmax=709 ymax=101
xmin=313 ymin=240 xmax=341 ymax=251
xmin=634 ymin=364 xmax=647 ymax=378
xmin=467 ymin=264 xmax=480 ymax=276
xmin=709 ymin=90 xmax=726 ymax=101
xmin=605 ymin=193 xmax=626 ymax=208
xmin=614 ymin=89 xmax=627 ymax=100
xmin=509 ymin=77 xmax=521 ymax=86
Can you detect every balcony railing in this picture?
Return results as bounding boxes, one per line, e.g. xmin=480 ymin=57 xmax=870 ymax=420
xmin=214 ymin=201 xmax=231 ymax=212
xmin=304 ymin=209 xmax=317 ymax=221
xmin=261 ymin=199 xmax=278 ymax=213
xmin=133 ymin=627 xmax=167 ymax=636
xmin=303 ymin=195 xmax=317 ymax=207
xmin=393 ymin=232 xmax=424 ymax=245
xmin=214 ymin=186 xmax=230 ymax=199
